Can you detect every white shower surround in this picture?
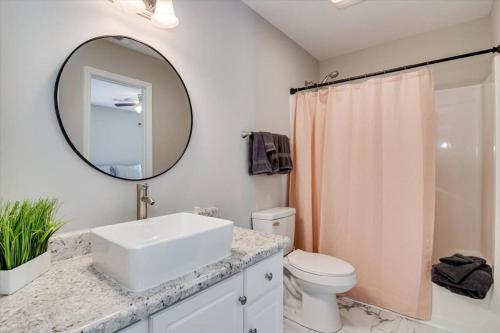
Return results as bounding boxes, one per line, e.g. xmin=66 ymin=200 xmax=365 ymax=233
xmin=429 ymin=55 xmax=500 ymax=333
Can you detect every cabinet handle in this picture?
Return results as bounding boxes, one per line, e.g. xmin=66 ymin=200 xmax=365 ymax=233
xmin=249 ymin=329 xmax=258 ymax=333
xmin=238 ymin=296 xmax=247 ymax=305
xmin=265 ymin=272 xmax=273 ymax=281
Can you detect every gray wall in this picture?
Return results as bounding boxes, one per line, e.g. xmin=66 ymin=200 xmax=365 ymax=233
xmin=0 ymin=0 xmax=319 ymax=231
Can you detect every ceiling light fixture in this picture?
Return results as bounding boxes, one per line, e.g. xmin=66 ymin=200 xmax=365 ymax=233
xmin=330 ymin=0 xmax=364 ymax=9
xmin=110 ymin=0 xmax=179 ymax=29
xmin=151 ymin=0 xmax=179 ymax=29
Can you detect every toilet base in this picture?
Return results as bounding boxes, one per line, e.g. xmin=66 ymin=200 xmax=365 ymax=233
xmin=284 ymin=273 xmax=343 ymax=333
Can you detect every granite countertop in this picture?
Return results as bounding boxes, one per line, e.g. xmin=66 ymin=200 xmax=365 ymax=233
xmin=0 ymin=227 xmax=290 ymax=333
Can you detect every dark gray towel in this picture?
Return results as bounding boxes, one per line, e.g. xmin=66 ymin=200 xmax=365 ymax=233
xmin=432 ymin=265 xmax=493 ymax=299
xmin=440 ymin=253 xmax=485 ymax=266
xmin=431 ymin=254 xmax=493 ymax=299
xmin=262 ymin=132 xmax=279 ymax=173
xmin=249 ymin=132 xmax=274 ymax=175
xmin=273 ymin=134 xmax=293 ymax=174
xmin=436 ymin=254 xmax=485 ymax=283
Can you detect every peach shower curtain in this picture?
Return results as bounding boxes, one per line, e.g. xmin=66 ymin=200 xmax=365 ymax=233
xmin=289 ymin=69 xmax=436 ymax=319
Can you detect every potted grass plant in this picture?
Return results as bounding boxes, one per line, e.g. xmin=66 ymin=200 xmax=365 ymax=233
xmin=0 ymin=199 xmax=65 ymax=295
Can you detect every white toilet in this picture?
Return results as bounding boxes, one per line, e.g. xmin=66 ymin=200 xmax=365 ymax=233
xmin=252 ymin=207 xmax=356 ymax=333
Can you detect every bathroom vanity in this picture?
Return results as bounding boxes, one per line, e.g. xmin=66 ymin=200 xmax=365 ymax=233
xmin=0 ymin=226 xmax=288 ymax=333
xmin=123 ymin=252 xmax=283 ymax=333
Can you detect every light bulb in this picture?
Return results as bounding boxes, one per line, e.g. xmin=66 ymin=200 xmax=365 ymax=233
xmin=151 ymin=0 xmax=179 ymax=29
xmin=115 ymin=0 xmax=146 ymax=14
xmin=134 ymin=104 xmax=143 ymax=113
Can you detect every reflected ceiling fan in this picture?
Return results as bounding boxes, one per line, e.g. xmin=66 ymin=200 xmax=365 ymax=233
xmin=113 ymin=93 xmax=143 ymax=113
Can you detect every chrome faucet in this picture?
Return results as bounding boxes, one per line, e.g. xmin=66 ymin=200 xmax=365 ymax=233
xmin=137 ymin=183 xmax=155 ymax=220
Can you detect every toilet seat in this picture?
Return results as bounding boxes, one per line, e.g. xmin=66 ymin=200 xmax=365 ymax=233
xmin=284 ymin=250 xmax=356 ymax=288
xmin=288 ymin=250 xmax=354 ymax=277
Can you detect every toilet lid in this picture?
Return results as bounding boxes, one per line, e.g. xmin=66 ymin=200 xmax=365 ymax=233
xmin=287 ymin=250 xmax=355 ymax=277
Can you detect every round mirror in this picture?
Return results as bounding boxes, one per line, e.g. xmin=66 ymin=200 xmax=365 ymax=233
xmin=55 ymin=36 xmax=192 ymax=180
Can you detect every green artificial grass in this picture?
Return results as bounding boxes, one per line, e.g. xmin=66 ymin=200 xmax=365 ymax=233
xmin=0 ymin=199 xmax=65 ymax=270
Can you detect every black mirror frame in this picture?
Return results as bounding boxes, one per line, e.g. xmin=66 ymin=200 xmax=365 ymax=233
xmin=54 ymin=35 xmax=193 ymax=181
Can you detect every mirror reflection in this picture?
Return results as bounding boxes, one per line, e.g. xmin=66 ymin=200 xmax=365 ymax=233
xmin=56 ymin=36 xmax=192 ymax=180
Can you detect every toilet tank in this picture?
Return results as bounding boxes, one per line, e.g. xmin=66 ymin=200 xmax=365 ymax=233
xmin=252 ymin=207 xmax=295 ymax=255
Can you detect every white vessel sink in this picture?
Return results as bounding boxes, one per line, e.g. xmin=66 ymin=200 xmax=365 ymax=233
xmin=91 ymin=213 xmax=234 ymax=291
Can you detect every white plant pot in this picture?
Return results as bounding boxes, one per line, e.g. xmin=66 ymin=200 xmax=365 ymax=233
xmin=0 ymin=251 xmax=51 ymax=295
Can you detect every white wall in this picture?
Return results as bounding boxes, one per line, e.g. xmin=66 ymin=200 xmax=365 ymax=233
xmin=0 ymin=0 xmax=318 ymax=231
xmin=320 ymin=17 xmax=492 ymax=89
xmin=482 ymin=73 xmax=496 ymax=265
xmin=433 ymin=83 xmax=495 ymax=265
xmin=431 ymin=75 xmax=500 ymax=333
xmin=434 ymin=85 xmax=484 ymax=262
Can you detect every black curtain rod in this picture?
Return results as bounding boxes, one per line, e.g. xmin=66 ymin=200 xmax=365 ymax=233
xmin=290 ymin=46 xmax=500 ymax=95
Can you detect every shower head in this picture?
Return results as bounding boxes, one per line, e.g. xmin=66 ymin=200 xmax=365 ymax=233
xmin=321 ymin=70 xmax=340 ymax=83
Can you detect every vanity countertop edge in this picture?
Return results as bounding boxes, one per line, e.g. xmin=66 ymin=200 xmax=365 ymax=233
xmin=0 ymin=226 xmax=290 ymax=333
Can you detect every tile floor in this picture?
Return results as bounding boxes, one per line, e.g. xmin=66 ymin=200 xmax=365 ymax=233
xmin=284 ymin=297 xmax=451 ymax=333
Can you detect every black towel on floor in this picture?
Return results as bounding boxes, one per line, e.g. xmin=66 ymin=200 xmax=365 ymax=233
xmin=431 ymin=254 xmax=493 ymax=299
xmin=273 ymin=134 xmax=293 ymax=174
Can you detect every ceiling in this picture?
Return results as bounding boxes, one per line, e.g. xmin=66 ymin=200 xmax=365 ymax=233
xmin=243 ymin=0 xmax=493 ymax=61
xmin=107 ymin=37 xmax=162 ymax=60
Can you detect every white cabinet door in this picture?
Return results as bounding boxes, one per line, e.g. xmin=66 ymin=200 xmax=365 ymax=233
xmin=244 ymin=252 xmax=283 ymax=304
xmin=150 ymin=273 xmax=244 ymax=333
xmin=244 ymin=286 xmax=283 ymax=333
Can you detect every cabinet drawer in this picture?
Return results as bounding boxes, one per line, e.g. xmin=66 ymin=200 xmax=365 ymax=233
xmin=244 ymin=251 xmax=283 ymax=303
